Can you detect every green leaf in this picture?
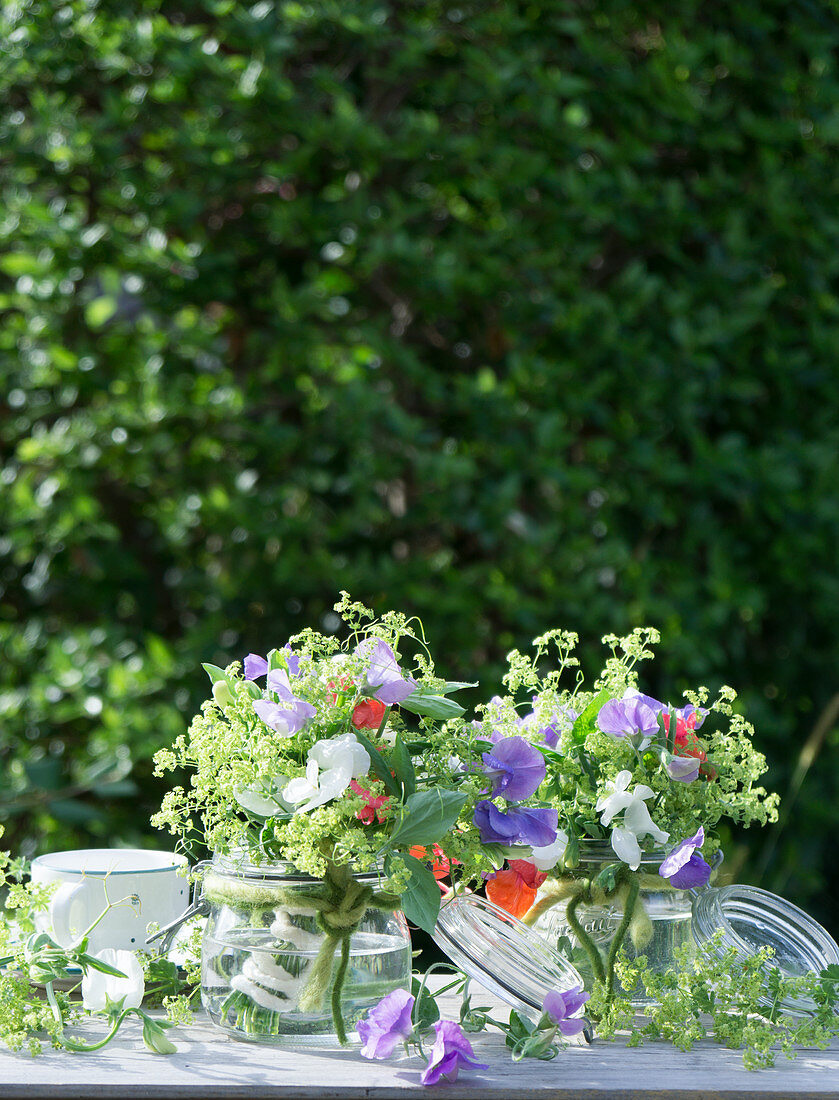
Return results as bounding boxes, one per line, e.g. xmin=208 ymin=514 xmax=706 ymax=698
xmin=400 ymin=694 xmax=465 ymax=719
xmin=201 ymin=662 xmax=228 ymax=684
xmin=141 ymin=1015 xmax=177 ymax=1055
xmin=350 ymin=728 xmax=401 ymax=798
xmin=437 ymin=681 xmax=479 ymax=694
xmin=392 ymin=734 xmax=416 ymax=797
xmin=84 ymin=296 xmax=117 ymax=329
xmin=570 ymin=689 xmax=609 ymax=744
xmin=593 ymin=862 xmax=621 ymax=893
xmin=77 ymin=953 xmax=129 ymax=978
xmin=411 ymin=974 xmax=441 ymax=1028
xmin=389 ymin=853 xmax=441 ymax=934
xmin=387 ymin=789 xmax=466 ymax=849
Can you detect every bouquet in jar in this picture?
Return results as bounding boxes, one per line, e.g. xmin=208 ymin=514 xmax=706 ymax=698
xmin=152 ymin=594 xmax=497 ymax=1044
xmin=468 ymin=627 xmax=780 ymax=1010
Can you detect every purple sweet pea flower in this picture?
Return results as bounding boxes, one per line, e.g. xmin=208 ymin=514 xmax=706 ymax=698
xmin=597 ymin=693 xmax=661 ymax=744
xmin=252 ymin=695 xmax=316 ymax=737
xmin=542 ymin=985 xmax=590 ymax=1036
xmin=282 ymin=644 xmax=300 ymax=677
xmin=357 ymin=638 xmax=417 ymax=705
xmin=358 ymin=988 xmax=415 ymax=1060
xmin=420 ymin=1020 xmax=489 ymax=1086
xmin=481 ymin=736 xmax=546 ymax=801
xmin=473 ymin=800 xmax=558 ymax=848
xmin=664 ymin=753 xmax=701 ymax=783
xmin=659 ymin=826 xmax=712 ymax=890
xmin=243 ymin=653 xmax=269 ymax=680
xmin=244 ymin=645 xmax=300 ymax=681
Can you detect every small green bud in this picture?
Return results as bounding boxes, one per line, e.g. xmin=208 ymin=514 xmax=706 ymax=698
xmin=212 ymin=680 xmax=233 ymax=707
xmin=561 ymin=837 xmax=580 ymax=870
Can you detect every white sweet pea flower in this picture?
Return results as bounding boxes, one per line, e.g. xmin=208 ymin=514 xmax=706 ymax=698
xmin=282 ymin=734 xmax=371 ymax=814
xmin=529 ymin=829 xmax=570 ymax=871
xmin=596 ymin=770 xmax=669 ymax=870
xmin=82 ymin=948 xmax=144 ymax=1013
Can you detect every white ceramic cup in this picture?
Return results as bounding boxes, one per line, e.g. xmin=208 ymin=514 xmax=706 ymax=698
xmin=30 ymin=849 xmax=189 ymax=953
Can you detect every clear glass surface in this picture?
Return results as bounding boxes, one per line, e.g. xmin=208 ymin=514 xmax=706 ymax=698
xmin=434 ymin=894 xmax=584 ymax=1020
xmin=200 ymin=859 xmax=411 ymax=1046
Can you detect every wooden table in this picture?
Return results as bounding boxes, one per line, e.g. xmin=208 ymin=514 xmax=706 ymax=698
xmin=1 ymin=980 xmax=837 ymax=1100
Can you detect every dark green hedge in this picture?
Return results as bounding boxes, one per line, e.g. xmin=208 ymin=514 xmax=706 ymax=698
xmin=2 ymin=0 xmax=839 ymax=931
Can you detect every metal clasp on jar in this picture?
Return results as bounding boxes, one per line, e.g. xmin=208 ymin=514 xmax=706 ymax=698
xmin=145 ymin=859 xmax=212 ymax=955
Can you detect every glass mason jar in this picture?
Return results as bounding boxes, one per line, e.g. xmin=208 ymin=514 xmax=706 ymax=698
xmin=528 ymin=841 xmax=694 ymax=1004
xmin=200 ymin=854 xmax=412 ymax=1046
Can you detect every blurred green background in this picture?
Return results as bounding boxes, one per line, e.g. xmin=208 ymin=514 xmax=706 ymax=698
xmin=2 ymin=1 xmax=838 ymax=935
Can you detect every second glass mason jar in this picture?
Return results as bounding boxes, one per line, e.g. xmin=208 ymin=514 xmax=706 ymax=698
xmin=200 ymin=854 xmax=412 ymax=1046
xmin=528 ymin=841 xmax=694 ymax=1004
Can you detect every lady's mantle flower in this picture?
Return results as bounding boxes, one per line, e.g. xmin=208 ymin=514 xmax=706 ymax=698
xmin=542 ymin=985 xmax=590 ymax=1036
xmin=282 ymin=733 xmax=370 ymax=813
xmin=659 ymin=826 xmax=712 ymax=889
xmin=81 ymin=948 xmax=144 ymax=1014
xmin=420 ymin=1020 xmax=489 ymax=1086
xmin=358 ymin=988 xmax=415 ymax=1059
xmin=597 ymin=690 xmax=663 ymax=748
xmin=596 ymin=770 xmax=669 ymax=869
xmin=521 ymin=701 xmax=579 ymax=749
xmin=252 ymin=667 xmax=316 ymax=738
xmin=349 ymin=779 xmax=390 ymax=824
xmin=357 ymin=638 xmax=417 ymax=705
xmin=485 ymin=859 xmax=547 ymax=919
xmin=473 ymin=800 xmax=558 ymax=848
xmin=481 ymin=736 xmax=546 ymax=801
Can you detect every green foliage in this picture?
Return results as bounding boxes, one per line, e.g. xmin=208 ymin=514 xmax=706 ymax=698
xmin=599 ymin=939 xmax=839 ymax=1070
xmin=2 ymin=0 xmax=839 ymax=931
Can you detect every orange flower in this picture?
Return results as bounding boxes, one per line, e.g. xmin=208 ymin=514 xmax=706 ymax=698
xmin=410 ymin=844 xmax=454 ymax=880
xmin=485 ymin=860 xmax=547 ymax=919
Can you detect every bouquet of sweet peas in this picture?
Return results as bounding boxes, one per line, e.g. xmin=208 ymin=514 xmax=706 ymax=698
xmin=152 ymin=594 xmax=499 ymax=935
xmin=466 ymin=627 xmax=779 ymax=1001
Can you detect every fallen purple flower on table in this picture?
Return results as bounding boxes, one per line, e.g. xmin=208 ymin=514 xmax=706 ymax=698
xmin=357 ymin=638 xmax=417 ymax=705
xmin=659 ymin=826 xmax=712 ymax=889
xmin=473 ymin=800 xmax=558 ymax=848
xmin=542 ymin=985 xmax=590 ymax=1036
xmin=420 ymin=1020 xmax=489 ymax=1086
xmin=481 ymin=736 xmax=546 ymax=801
xmin=358 ymin=988 xmax=415 ymax=1060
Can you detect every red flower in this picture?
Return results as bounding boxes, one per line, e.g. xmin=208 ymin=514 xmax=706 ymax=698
xmin=352 ymin=698 xmax=387 ymax=729
xmin=485 ymin=860 xmax=547 ymax=919
xmin=349 ymin=779 xmax=390 ymax=824
xmin=663 ymin=712 xmax=716 ymax=779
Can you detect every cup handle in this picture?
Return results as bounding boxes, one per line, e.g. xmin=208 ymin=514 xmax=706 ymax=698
xmin=50 ymin=881 xmax=88 ymax=948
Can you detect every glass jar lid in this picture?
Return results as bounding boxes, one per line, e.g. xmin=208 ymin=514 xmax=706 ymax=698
xmin=691 ymin=883 xmax=839 ymax=1015
xmin=433 ymin=894 xmax=584 ymax=1021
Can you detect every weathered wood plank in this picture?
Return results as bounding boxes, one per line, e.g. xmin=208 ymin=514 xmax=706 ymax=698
xmin=0 ymin=981 xmax=836 ymax=1099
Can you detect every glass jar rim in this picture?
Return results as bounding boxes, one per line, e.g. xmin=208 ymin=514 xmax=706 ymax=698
xmin=570 ymin=839 xmax=666 ymax=865
xmin=210 ymin=850 xmax=384 ymax=885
